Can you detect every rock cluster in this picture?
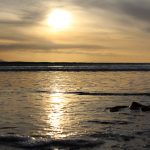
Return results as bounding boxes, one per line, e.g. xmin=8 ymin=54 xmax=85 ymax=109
xmin=107 ymin=102 xmax=150 ymax=112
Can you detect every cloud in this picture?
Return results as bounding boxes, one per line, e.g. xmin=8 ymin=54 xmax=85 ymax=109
xmin=70 ymin=0 xmax=150 ymax=32
xmin=1 ymin=0 xmax=150 ymax=28
xmin=0 ymin=42 xmax=107 ymax=53
xmin=0 ymin=0 xmax=150 ymax=62
xmin=71 ymin=0 xmax=150 ymax=21
xmin=0 ymin=59 xmax=5 ymax=62
xmin=0 ymin=0 xmax=49 ymax=27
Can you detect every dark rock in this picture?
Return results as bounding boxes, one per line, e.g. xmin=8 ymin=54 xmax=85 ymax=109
xmin=141 ymin=106 xmax=150 ymax=112
xmin=107 ymin=102 xmax=150 ymax=113
xmin=129 ymin=102 xmax=150 ymax=111
xmin=108 ymin=106 xmax=128 ymax=112
xmin=129 ymin=102 xmax=144 ymax=110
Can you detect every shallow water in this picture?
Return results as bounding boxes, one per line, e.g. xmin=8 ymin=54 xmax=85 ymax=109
xmin=0 ymin=71 xmax=150 ymax=149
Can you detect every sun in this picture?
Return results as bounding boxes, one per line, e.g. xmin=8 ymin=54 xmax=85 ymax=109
xmin=47 ymin=9 xmax=72 ymax=31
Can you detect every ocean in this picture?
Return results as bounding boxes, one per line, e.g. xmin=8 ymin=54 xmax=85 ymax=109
xmin=0 ymin=63 xmax=150 ymax=149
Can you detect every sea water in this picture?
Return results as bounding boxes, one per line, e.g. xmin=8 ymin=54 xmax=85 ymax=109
xmin=0 ymin=70 xmax=150 ymax=149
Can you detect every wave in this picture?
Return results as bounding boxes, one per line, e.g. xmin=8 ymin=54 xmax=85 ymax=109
xmin=0 ymin=135 xmax=104 ymax=149
xmin=1 ymin=90 xmax=150 ymax=96
xmin=35 ymin=91 xmax=150 ymax=96
xmin=1 ymin=130 xmax=149 ymax=149
xmin=63 ymin=92 xmax=150 ymax=96
xmin=0 ymin=63 xmax=150 ymax=71
xmin=86 ymin=120 xmax=131 ymax=125
xmin=89 ymin=132 xmax=135 ymax=142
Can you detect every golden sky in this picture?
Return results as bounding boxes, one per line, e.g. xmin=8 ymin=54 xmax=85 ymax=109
xmin=0 ymin=0 xmax=150 ymax=62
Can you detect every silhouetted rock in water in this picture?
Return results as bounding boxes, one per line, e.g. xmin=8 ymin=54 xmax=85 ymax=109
xmin=107 ymin=106 xmax=128 ymax=112
xmin=129 ymin=102 xmax=150 ymax=111
xmin=107 ymin=102 xmax=150 ymax=112
xmin=141 ymin=105 xmax=150 ymax=112
xmin=129 ymin=102 xmax=143 ymax=110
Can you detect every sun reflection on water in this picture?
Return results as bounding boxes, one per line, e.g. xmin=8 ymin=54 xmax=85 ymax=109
xmin=51 ymin=94 xmax=62 ymax=103
xmin=47 ymin=92 xmax=65 ymax=138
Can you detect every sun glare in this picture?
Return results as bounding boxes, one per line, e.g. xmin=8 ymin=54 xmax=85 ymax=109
xmin=48 ymin=9 xmax=72 ymax=31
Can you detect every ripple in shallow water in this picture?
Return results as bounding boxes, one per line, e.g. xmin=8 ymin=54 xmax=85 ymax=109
xmin=0 ymin=135 xmax=104 ymax=149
